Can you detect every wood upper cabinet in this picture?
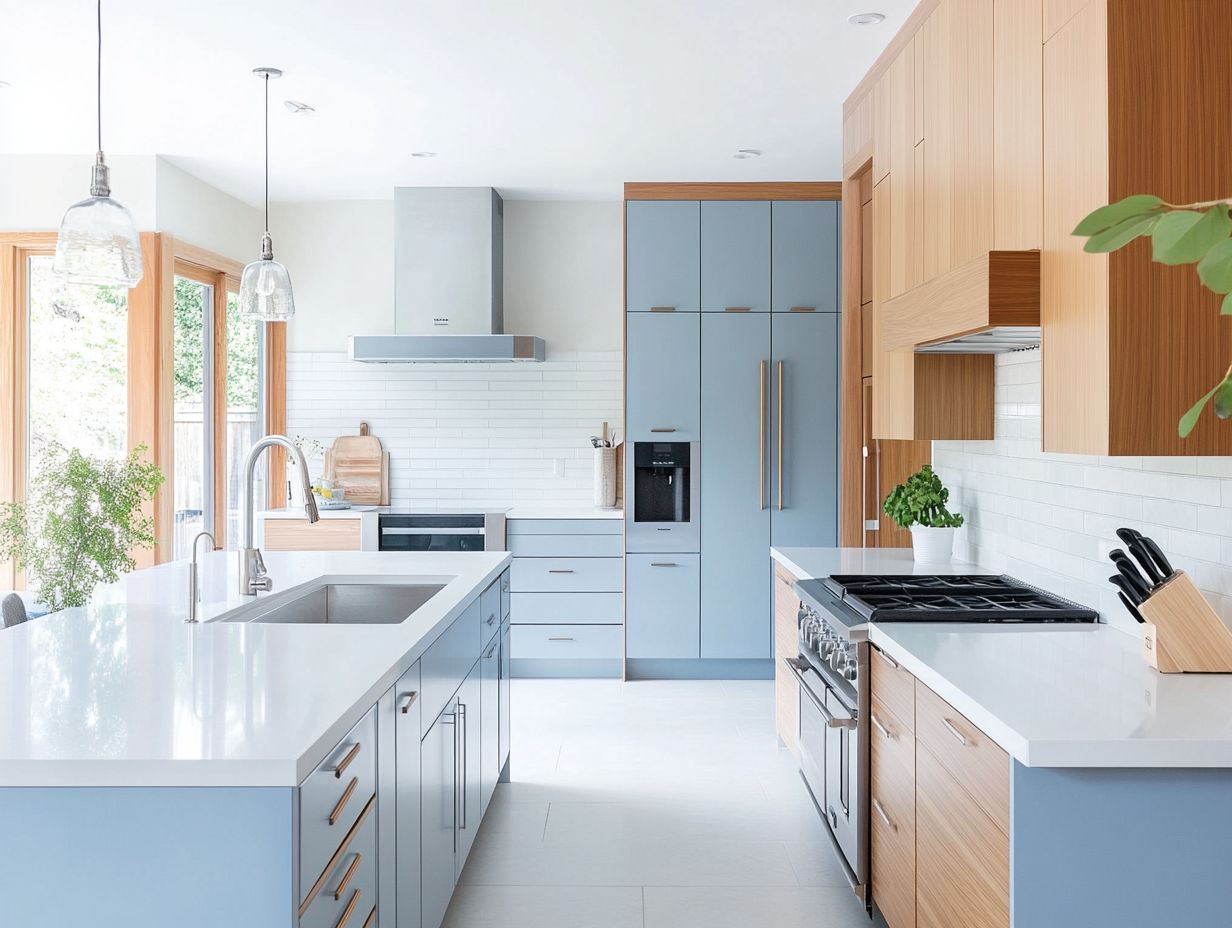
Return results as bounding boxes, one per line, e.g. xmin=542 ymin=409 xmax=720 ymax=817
xmin=1042 ymin=0 xmax=1232 ymax=455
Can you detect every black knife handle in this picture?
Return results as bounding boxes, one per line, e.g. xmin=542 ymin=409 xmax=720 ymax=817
xmin=1117 ymin=591 xmax=1147 ymax=624
xmin=1139 ymin=535 xmax=1175 ymax=579
xmin=1109 ymin=549 xmax=1154 ymax=598
xmin=1125 ymin=539 xmax=1165 ymax=586
xmin=1115 ymin=527 xmax=1143 ymax=547
xmin=1108 ymin=574 xmax=1145 ymax=607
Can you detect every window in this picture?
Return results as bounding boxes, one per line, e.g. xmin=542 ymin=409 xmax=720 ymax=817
xmin=172 ymin=274 xmax=214 ymax=560
xmin=225 ymin=288 xmax=265 ymax=547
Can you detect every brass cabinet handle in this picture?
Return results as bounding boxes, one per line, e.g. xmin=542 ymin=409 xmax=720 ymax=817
xmin=362 ymin=906 xmax=377 ymax=928
xmin=777 ymin=361 xmax=784 ymax=511
xmin=650 ymin=427 xmax=677 ymax=433
xmin=334 ymin=853 xmax=362 ymax=901
xmin=870 ymin=712 xmax=896 ymax=741
xmin=759 ymin=360 xmax=766 ymax=510
xmin=790 ymin=306 xmax=816 ymax=312
xmin=334 ymin=742 xmax=361 ymax=779
xmin=335 ymin=889 xmax=361 ymax=928
xmin=650 ymin=306 xmax=676 ymax=312
xmin=298 ymin=794 xmax=375 ymax=917
xmin=872 ymin=797 xmax=897 ymax=832
xmin=942 ymin=718 xmax=969 ymax=746
xmin=398 ymin=691 xmax=418 ymax=715
xmin=329 ymin=777 xmax=358 ymax=826
xmin=725 ymin=306 xmax=751 ymax=312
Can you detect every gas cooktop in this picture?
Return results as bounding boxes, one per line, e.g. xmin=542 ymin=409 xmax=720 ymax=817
xmin=797 ymin=574 xmax=1098 ymax=624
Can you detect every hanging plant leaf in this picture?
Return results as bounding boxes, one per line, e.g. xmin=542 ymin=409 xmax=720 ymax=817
xmin=1216 ymin=376 xmax=1232 ymax=420
xmin=1072 ymin=195 xmax=1166 ymax=236
xmin=1198 ymin=238 xmax=1232 ymax=293
xmin=1179 ymin=382 xmax=1221 ymax=438
xmin=1084 ymin=213 xmax=1162 ymax=253
xmin=1153 ymin=207 xmax=1232 ymax=265
xmin=1222 ymin=292 xmax=1232 ymax=315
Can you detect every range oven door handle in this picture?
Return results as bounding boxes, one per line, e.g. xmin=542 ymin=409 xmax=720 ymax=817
xmin=783 ymin=658 xmax=857 ymax=730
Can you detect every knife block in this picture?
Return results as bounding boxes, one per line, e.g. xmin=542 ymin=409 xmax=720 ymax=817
xmin=1138 ymin=571 xmax=1232 ymax=673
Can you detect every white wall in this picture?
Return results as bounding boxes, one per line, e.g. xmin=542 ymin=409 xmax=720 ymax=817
xmin=0 ymin=154 xmax=157 ymax=229
xmin=933 ymin=348 xmax=1232 ymax=633
xmin=269 ymin=200 xmax=395 ymax=353
xmin=154 ymin=158 xmax=262 ymax=263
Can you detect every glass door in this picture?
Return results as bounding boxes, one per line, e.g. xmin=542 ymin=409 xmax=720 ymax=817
xmin=173 ymin=275 xmax=215 ymax=560
xmin=225 ymin=287 xmax=264 ymax=547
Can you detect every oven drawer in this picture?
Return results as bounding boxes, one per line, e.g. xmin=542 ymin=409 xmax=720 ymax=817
xmin=871 ymin=645 xmax=915 ymax=733
xmin=915 ymin=680 xmax=1009 ymax=835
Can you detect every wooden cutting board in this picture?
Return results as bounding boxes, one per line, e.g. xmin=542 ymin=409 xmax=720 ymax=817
xmin=324 ymin=422 xmax=390 ymax=505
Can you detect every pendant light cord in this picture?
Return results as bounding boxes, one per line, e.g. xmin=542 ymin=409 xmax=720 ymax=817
xmin=96 ymin=0 xmax=102 ymax=151
xmin=264 ymin=71 xmax=269 ymax=232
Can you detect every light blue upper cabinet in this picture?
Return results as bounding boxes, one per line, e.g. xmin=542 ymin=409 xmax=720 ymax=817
xmin=769 ymin=312 xmax=839 ymax=547
xmin=625 ymin=553 xmax=701 ymax=659
xmin=701 ymin=201 xmax=770 ymax=312
xmin=626 ymin=200 xmax=700 ymax=312
xmin=625 ymin=311 xmax=700 ymax=441
xmin=700 ymin=313 xmax=772 ymax=659
xmin=771 ymin=201 xmax=839 ymax=313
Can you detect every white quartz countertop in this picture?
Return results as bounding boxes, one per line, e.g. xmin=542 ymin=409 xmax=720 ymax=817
xmin=0 ymin=550 xmax=510 ymax=788
xmin=771 ymin=546 xmax=1232 ymax=769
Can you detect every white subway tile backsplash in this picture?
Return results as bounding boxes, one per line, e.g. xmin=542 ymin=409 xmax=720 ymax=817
xmin=286 ymin=350 xmax=622 ymax=512
xmin=934 ymin=348 xmax=1232 ymax=633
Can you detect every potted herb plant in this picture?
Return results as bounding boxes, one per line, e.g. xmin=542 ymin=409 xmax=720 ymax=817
xmin=0 ymin=444 xmax=164 ymax=613
xmin=882 ymin=465 xmax=964 ymax=564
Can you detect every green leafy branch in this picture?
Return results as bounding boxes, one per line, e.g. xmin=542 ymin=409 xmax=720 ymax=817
xmin=882 ymin=465 xmax=964 ymax=531
xmin=1073 ymin=195 xmax=1232 ymax=437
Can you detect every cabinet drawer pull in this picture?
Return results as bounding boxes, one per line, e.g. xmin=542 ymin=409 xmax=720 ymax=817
xmin=874 ymin=647 xmax=899 ymax=670
xmin=650 ymin=427 xmax=677 ymax=433
xmin=334 ymin=853 xmax=362 ymax=901
xmin=872 ymin=797 xmax=896 ymax=831
xmin=548 ymin=636 xmax=574 ymax=641
xmin=484 ymin=642 xmax=499 ymax=659
xmin=650 ymin=562 xmax=677 ymax=567
xmin=547 ymin=569 xmax=575 ymax=574
xmin=299 ymin=794 xmax=375 ymax=917
xmin=725 ymin=306 xmax=751 ymax=312
xmin=362 ymin=906 xmax=377 ymax=928
xmin=942 ymin=717 xmax=969 ymax=746
xmin=870 ymin=712 xmax=896 ymax=741
xmin=789 ymin=306 xmax=816 ymax=312
xmin=398 ymin=691 xmax=418 ymax=715
xmin=335 ymin=889 xmax=361 ymax=928
xmin=650 ymin=306 xmax=676 ymax=312
xmin=329 ymin=777 xmax=359 ymax=825
xmin=334 ymin=742 xmax=362 ymax=779
xmin=487 ymin=612 xmax=497 ymax=626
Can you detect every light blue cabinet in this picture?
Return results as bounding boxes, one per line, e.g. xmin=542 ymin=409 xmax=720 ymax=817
xmin=420 ymin=702 xmax=457 ymax=928
xmin=499 ymin=621 xmax=511 ymax=771
xmin=626 ymin=201 xmax=700 ymax=312
xmin=701 ymin=201 xmax=770 ymax=312
xmin=394 ymin=667 xmax=422 ymax=928
xmin=769 ymin=312 xmax=839 ymax=547
xmin=479 ymin=635 xmax=500 ymax=818
xmin=772 ymin=201 xmax=839 ymax=313
xmin=626 ymin=311 xmax=700 ymax=441
xmin=456 ymin=667 xmax=482 ymax=875
xmin=625 ymin=553 xmax=700 ymax=659
xmin=700 ymin=313 xmax=772 ymax=659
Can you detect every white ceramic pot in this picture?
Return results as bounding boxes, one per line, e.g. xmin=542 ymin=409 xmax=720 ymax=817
xmin=910 ymin=525 xmax=956 ymax=564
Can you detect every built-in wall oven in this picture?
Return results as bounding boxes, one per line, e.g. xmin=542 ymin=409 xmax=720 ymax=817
xmin=378 ymin=512 xmax=507 ymax=552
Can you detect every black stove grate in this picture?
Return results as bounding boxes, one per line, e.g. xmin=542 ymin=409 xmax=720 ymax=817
xmin=823 ymin=574 xmax=1098 ymax=623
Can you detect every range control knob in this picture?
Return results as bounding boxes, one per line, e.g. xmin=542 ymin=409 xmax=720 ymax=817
xmin=829 ymin=647 xmax=846 ymax=673
xmin=843 ymin=661 xmax=858 ymax=682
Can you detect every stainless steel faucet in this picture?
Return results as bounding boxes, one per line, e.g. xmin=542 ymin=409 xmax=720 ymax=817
xmin=186 ymin=531 xmax=218 ymax=623
xmin=239 ymin=435 xmax=320 ymax=596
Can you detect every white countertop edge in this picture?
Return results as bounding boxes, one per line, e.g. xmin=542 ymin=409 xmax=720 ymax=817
xmin=0 ymin=759 xmax=304 ymax=789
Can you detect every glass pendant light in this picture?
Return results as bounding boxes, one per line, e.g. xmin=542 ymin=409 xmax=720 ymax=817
xmin=238 ymin=67 xmax=295 ymax=322
xmin=53 ymin=0 xmax=143 ymax=288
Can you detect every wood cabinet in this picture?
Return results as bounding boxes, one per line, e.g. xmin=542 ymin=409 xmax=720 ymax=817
xmin=263 ymin=517 xmax=362 ymax=552
xmin=869 ymin=646 xmax=1009 ymax=928
xmin=1041 ymin=0 xmax=1232 ymax=455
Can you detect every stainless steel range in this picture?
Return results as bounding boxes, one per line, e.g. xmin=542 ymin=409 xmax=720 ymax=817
xmin=786 ymin=574 xmax=1097 ymax=910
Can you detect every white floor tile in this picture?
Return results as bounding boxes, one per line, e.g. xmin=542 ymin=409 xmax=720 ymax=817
xmin=643 ymin=885 xmax=872 ymax=928
xmin=443 ymin=885 xmax=644 ymax=928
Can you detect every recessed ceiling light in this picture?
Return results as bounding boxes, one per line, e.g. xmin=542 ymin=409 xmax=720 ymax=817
xmin=411 ymin=151 xmax=437 ymax=159
xmin=733 ymin=149 xmax=763 ymax=160
xmin=283 ymin=100 xmax=315 ymax=114
xmin=848 ymin=12 xmax=886 ymax=25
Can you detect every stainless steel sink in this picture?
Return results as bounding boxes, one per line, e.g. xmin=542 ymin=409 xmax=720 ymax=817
xmin=222 ymin=582 xmax=446 ymax=625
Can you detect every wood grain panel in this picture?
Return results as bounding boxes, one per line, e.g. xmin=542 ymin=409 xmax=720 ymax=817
xmin=263 ymin=517 xmax=362 ymax=552
xmin=844 ymin=93 xmax=875 ymax=177
xmin=921 ymin=3 xmax=952 ymax=281
xmin=773 ymin=566 xmax=800 ymax=758
xmin=915 ymin=355 xmax=995 ymax=440
xmin=844 ymin=0 xmax=942 ymax=116
xmin=861 ymin=378 xmax=878 ymax=547
xmin=871 ymin=179 xmax=915 ymax=440
xmin=994 ymin=0 xmax=1044 ymax=250
xmin=622 ymin=183 xmax=840 ymax=201
xmin=916 ymin=745 xmax=1010 ymax=928
xmin=265 ymin=321 xmax=288 ymax=508
xmin=888 ymin=43 xmax=918 ymax=298
xmin=1041 ymin=0 xmax=1109 ymax=454
xmin=861 ymin=305 xmax=873 ymax=379
xmin=871 ymin=645 xmax=916 ymax=731
xmin=913 ymin=29 xmax=925 ymax=146
xmin=1043 ymin=0 xmax=1089 ymax=41
xmin=840 ymin=177 xmax=866 ymax=548
xmin=211 ymin=271 xmax=228 ymax=545
xmin=860 ymin=201 xmax=873 ymax=306
xmin=877 ymin=438 xmax=931 ymax=546
xmin=915 ymin=679 xmax=1010 ymax=835
xmin=882 ymin=251 xmax=1041 ymax=350
xmin=954 ymin=0 xmax=996 ymax=269
xmin=873 ymin=74 xmax=892 ymax=185
xmin=1106 ymin=0 xmax=1232 ymax=455
xmin=870 ymin=690 xmax=916 ymax=928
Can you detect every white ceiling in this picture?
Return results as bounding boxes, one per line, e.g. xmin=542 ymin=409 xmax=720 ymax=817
xmin=0 ymin=0 xmax=916 ymax=203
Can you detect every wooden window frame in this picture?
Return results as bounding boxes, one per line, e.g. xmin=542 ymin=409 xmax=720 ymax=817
xmin=0 ymin=232 xmax=287 ymax=578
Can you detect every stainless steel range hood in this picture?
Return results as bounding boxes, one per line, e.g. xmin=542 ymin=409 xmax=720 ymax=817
xmin=349 ymin=187 xmax=546 ymax=363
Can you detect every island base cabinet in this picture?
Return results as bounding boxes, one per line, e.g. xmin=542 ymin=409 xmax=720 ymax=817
xmin=394 ymin=668 xmax=422 ymax=928
xmin=456 ymin=667 xmax=483 ymax=874
xmin=773 ymin=566 xmax=799 ymax=757
xmin=480 ymin=634 xmax=500 ymax=817
xmin=915 ymin=737 xmax=1009 ymax=928
xmin=499 ymin=621 xmax=511 ymax=776
xmin=420 ymin=703 xmax=458 ymax=928
xmin=300 ymin=808 xmax=378 ymax=928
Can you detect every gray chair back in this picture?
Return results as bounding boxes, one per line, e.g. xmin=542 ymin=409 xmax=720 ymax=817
xmin=1 ymin=593 xmax=28 ymax=629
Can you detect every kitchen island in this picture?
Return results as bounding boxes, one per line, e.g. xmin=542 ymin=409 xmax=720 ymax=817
xmin=0 ymin=550 xmax=512 ymax=928
xmin=772 ymin=546 xmax=1232 ymax=928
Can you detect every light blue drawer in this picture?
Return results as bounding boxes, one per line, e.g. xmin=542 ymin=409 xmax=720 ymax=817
xmin=511 ymin=557 xmax=624 ymax=593
xmin=508 ymin=534 xmax=624 ymax=558
xmin=480 ymin=578 xmax=501 ymax=643
xmin=507 ymin=518 xmax=623 ymax=536
xmin=625 ymin=553 xmax=701 ymax=659
xmin=299 ymin=793 xmax=378 ymax=928
xmin=512 ymin=624 xmax=623 ymax=659
xmin=511 ymin=592 xmax=623 ymax=625
xmin=420 ymin=599 xmax=481 ymax=736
